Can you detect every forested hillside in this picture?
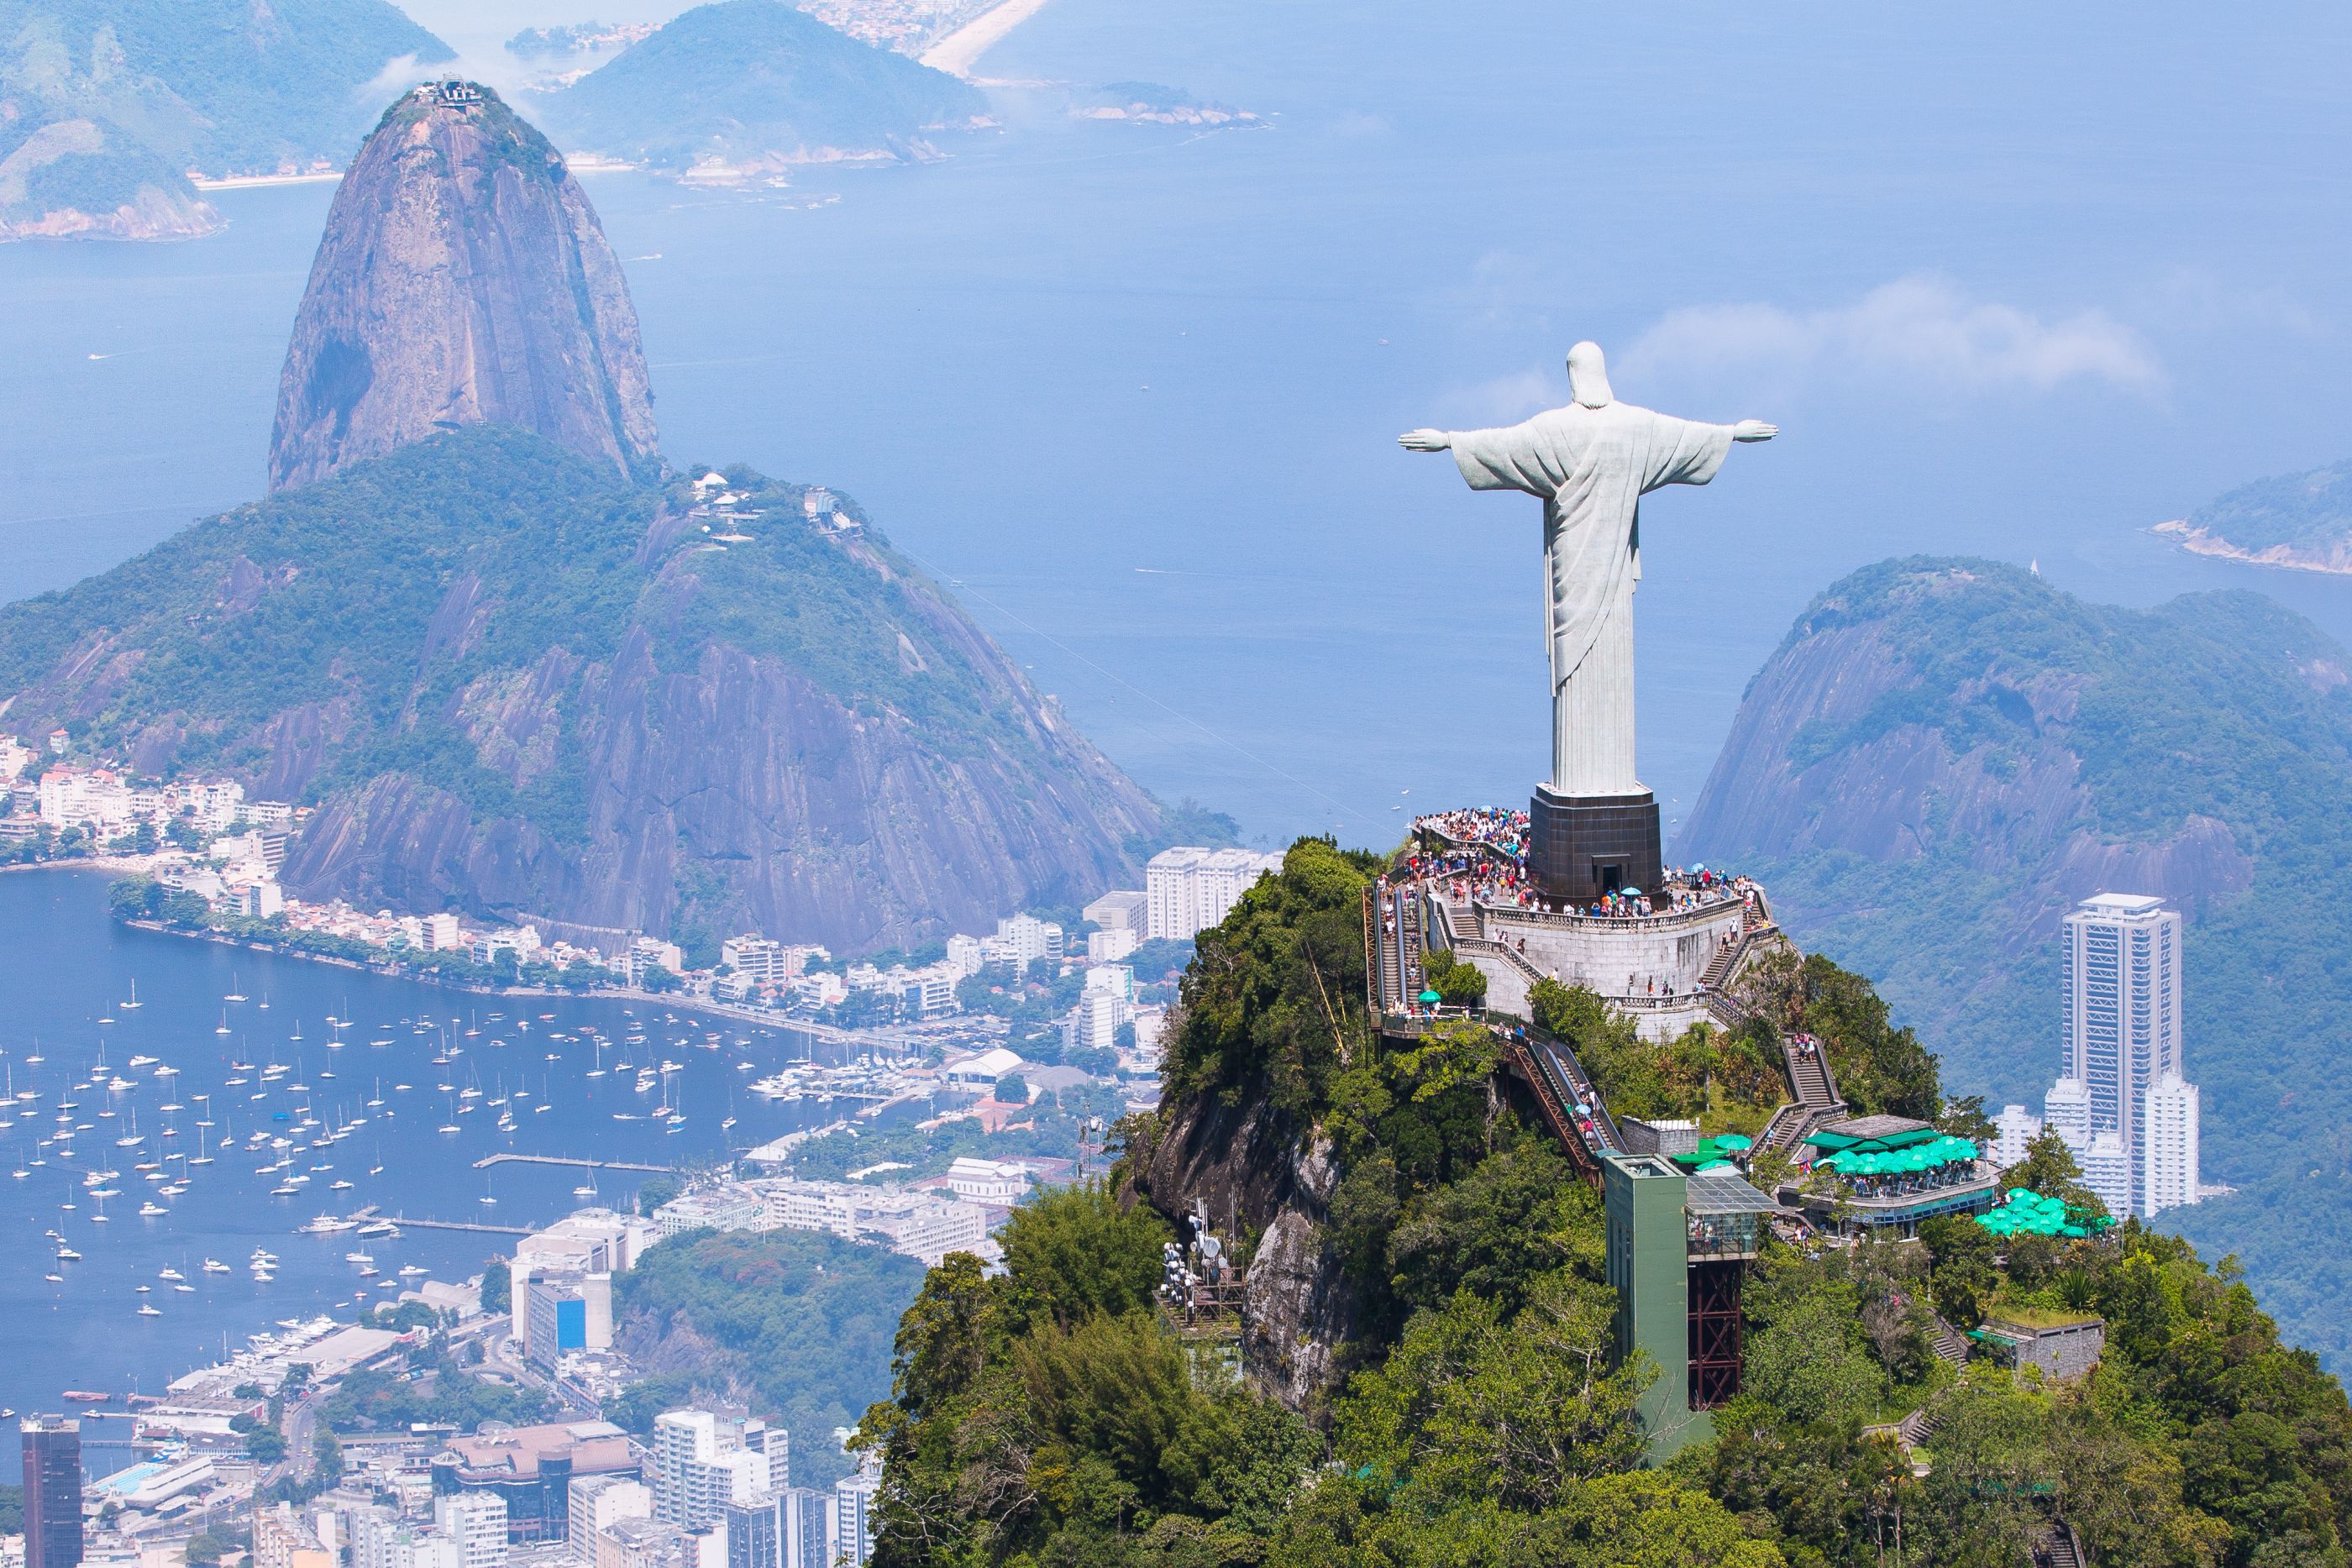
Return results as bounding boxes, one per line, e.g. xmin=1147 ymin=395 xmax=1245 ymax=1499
xmin=0 ymin=427 xmax=1158 ymax=951
xmin=856 ymin=841 xmax=2352 ymax=1566
xmin=1678 ymin=558 xmax=2352 ymax=1367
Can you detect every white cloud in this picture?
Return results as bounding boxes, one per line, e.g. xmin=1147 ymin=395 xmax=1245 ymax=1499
xmin=353 ymin=53 xmax=438 ymax=108
xmin=1622 ymin=275 xmax=2163 ymax=396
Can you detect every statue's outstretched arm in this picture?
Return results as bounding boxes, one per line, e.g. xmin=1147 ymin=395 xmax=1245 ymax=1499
xmin=1398 ymin=428 xmax=1452 ymax=451
xmin=1732 ymin=420 xmax=1777 ymax=443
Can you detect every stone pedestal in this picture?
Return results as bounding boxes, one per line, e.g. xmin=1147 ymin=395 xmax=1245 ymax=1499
xmin=1528 ymin=784 xmax=1662 ymax=905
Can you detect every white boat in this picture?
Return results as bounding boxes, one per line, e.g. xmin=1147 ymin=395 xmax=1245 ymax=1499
xmin=138 ymin=1202 xmax=165 ymax=1216
xmin=55 ymin=1245 xmax=81 ymax=1261
xmin=137 ymin=1304 xmax=160 ymax=1317
xmin=202 ymin=1259 xmax=230 ymax=1273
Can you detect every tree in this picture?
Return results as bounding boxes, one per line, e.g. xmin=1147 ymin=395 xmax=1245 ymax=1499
xmin=245 ymin=1428 xmax=288 ymax=1465
xmin=1336 ymin=1269 xmax=1646 ymax=1511
xmin=184 ymin=1535 xmax=224 ymax=1565
xmin=994 ymin=1072 xmax=1030 ymax=1105
xmin=478 ymin=1257 xmax=511 ymax=1314
xmin=1740 ymin=1251 xmax=1885 ymax=1427
xmin=998 ymin=1181 xmax=1168 ymax=1330
xmin=1919 ymin=1215 xmax=2000 ymax=1329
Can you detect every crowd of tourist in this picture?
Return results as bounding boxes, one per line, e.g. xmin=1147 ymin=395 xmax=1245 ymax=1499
xmin=1413 ymin=805 xmax=1530 ymax=857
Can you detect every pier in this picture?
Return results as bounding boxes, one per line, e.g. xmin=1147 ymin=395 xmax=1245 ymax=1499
xmin=381 ymin=1215 xmax=530 ymax=1236
xmin=471 ymin=1153 xmax=676 ymax=1173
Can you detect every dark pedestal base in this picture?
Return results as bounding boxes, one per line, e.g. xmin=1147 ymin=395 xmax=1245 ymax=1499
xmin=1527 ymin=785 xmax=1662 ymax=905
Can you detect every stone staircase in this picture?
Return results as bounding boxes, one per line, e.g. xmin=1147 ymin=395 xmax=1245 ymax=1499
xmin=2033 ymin=1519 xmax=2087 ymax=1568
xmin=1927 ymin=1313 xmax=1971 ymax=1367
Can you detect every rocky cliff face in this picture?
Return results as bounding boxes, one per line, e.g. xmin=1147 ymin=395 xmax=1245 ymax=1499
xmin=269 ymin=82 xmax=659 ymax=491
xmin=1126 ymin=1088 xmax=1364 ymax=1414
xmin=0 ymin=430 xmax=1161 ymax=952
xmin=1679 ymin=584 xmax=2255 ymax=936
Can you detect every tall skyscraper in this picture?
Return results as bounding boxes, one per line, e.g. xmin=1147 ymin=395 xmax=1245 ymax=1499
xmin=2048 ymin=892 xmax=2201 ymax=1217
xmin=22 ymin=1416 xmax=83 ymax=1568
xmin=654 ymin=1411 xmax=785 ymax=1530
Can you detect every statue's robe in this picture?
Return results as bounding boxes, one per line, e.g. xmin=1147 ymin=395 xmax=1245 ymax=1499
xmin=1450 ymin=401 xmax=1734 ymax=796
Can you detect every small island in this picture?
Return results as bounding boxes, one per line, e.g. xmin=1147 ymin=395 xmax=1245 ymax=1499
xmin=2156 ymin=456 xmax=2352 ymax=574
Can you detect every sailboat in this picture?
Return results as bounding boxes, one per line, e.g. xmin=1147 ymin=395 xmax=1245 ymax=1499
xmin=121 ymin=980 xmax=140 ymax=1010
xmin=191 ymin=1124 xmax=213 ymax=1167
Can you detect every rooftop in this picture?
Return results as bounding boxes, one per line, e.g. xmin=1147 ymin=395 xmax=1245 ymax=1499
xmin=1684 ymin=1169 xmax=1779 ymax=1216
xmin=1814 ymin=1114 xmax=1935 ymax=1146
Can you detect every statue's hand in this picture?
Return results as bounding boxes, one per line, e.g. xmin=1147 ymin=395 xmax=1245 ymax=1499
xmin=1399 ymin=428 xmax=1452 ymax=452
xmin=1732 ymin=420 xmax=1777 ymax=443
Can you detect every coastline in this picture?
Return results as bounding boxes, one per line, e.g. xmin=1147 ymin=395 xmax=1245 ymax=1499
xmin=2152 ymin=518 xmax=2352 ymax=578
xmin=191 ymin=171 xmax=342 ymax=191
xmin=921 ymin=0 xmax=1055 ymax=76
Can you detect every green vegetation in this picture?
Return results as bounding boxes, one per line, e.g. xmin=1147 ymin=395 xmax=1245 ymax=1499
xmin=864 ymin=838 xmax=2352 ymax=1567
xmin=13 ymin=427 xmax=1130 ymax=936
xmin=1702 ymin=557 xmax=2352 ymax=1366
xmin=319 ymin=1353 xmax=552 ymax=1434
xmin=612 ymin=1228 xmax=927 ymax=1490
xmin=539 ymin=0 xmax=985 ymax=172
xmin=2185 ymin=458 xmax=2352 ymax=556
xmin=1 ymin=0 xmax=452 ymax=232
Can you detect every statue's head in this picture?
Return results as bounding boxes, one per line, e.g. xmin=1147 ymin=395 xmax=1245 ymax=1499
xmin=1567 ymin=341 xmax=1614 ymax=408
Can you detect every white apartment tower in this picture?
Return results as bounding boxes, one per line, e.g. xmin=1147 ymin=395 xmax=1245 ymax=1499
xmin=2142 ymin=1073 xmax=2202 ymax=1214
xmin=2048 ymin=892 xmax=2201 ymax=1217
xmin=1145 ymin=847 xmax=1284 ymax=941
xmin=432 ymin=1493 xmax=508 ymax=1568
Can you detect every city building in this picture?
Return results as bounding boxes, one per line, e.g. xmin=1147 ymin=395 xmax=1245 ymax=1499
xmin=1145 ymin=847 xmax=1284 ymax=941
xmin=433 ymin=1420 xmax=637 ymax=1544
xmin=832 ymin=1463 xmax=880 ymax=1568
xmin=777 ymin=1490 xmax=829 ymax=1568
xmin=22 ymin=1415 xmax=83 ymax=1568
xmin=432 ymin=1492 xmax=510 ymax=1568
xmin=653 ymin=1413 xmax=783 ymax=1529
xmin=255 ymin=1505 xmax=333 ymax=1568
xmin=2045 ymin=892 xmax=2201 ymax=1217
xmin=1992 ymin=1104 xmax=2044 ymax=1167
xmin=2142 ymin=1072 xmax=2201 ymax=1213
xmin=1082 ymin=889 xmax=1147 ymax=933
xmin=1085 ymin=926 xmax=1139 ymax=963
xmin=509 ymin=1210 xmax=649 ymax=1358
xmin=722 ymin=1496 xmax=779 ymax=1568
xmin=349 ymin=1514 xmax=461 ymax=1568
xmin=569 ymin=1475 xmax=654 ymax=1565
xmin=596 ymin=1516 xmax=690 ymax=1568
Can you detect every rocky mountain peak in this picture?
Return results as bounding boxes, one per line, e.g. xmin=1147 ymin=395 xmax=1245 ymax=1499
xmin=267 ymin=81 xmax=660 ymax=492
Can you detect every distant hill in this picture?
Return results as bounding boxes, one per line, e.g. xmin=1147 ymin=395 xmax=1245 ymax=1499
xmin=270 ymin=82 xmax=659 ymax=492
xmin=535 ymin=0 xmax=987 ymax=178
xmin=1678 ymin=557 xmax=2352 ymax=1366
xmin=0 ymin=0 xmax=454 ymax=240
xmin=2157 ymin=458 xmax=2352 ymax=574
xmin=0 ymin=427 xmax=1162 ymax=953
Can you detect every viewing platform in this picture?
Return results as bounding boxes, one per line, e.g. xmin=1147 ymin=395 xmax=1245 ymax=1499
xmin=1373 ymin=807 xmax=1783 ymax=1041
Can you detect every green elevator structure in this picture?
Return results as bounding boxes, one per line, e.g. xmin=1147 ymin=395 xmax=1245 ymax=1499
xmin=1603 ymin=1154 xmax=1776 ymax=1460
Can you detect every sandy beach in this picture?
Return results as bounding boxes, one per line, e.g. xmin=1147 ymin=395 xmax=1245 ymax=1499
xmin=921 ymin=0 xmax=1055 ymax=77
xmin=191 ymin=170 xmax=342 ymax=191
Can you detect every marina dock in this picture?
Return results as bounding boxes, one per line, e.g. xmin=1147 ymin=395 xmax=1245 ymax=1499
xmin=470 ymin=1153 xmax=676 ymax=1173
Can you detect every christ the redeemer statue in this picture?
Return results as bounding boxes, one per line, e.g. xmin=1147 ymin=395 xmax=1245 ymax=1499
xmin=1402 ymin=341 xmax=1773 ymax=901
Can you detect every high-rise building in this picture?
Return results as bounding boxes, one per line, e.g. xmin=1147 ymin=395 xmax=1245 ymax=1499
xmin=1992 ymin=1104 xmax=2044 ymax=1168
xmin=22 ymin=1416 xmax=83 ymax=1568
xmin=832 ymin=1471 xmax=878 ymax=1568
xmin=654 ymin=1412 xmax=784 ymax=1529
xmin=777 ymin=1491 xmax=829 ymax=1568
xmin=433 ymin=1491 xmax=510 ymax=1568
xmin=722 ymin=1497 xmax=780 ymax=1568
xmin=2142 ymin=1072 xmax=2202 ymax=1214
xmin=2048 ymin=892 xmax=2200 ymax=1217
xmin=1146 ymin=847 xmax=1280 ymax=941
xmin=570 ymin=1474 xmax=655 ymax=1564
